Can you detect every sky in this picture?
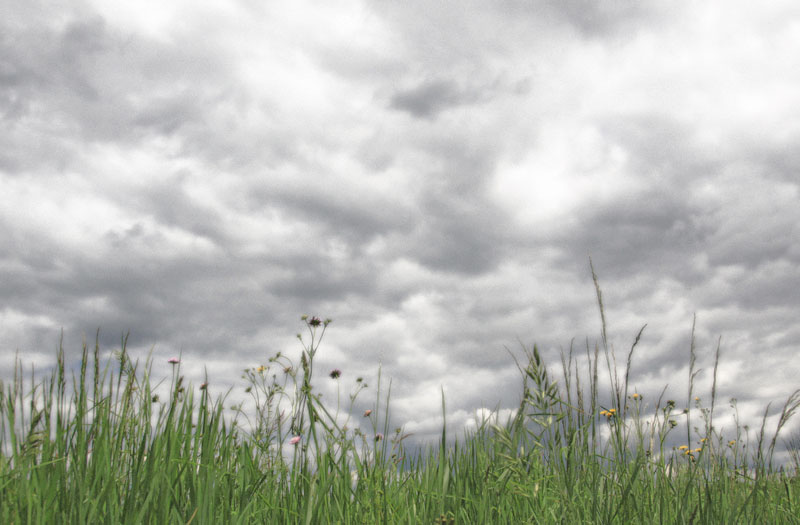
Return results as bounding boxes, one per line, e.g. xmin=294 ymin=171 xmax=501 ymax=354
xmin=2 ymin=1 xmax=800 ymax=455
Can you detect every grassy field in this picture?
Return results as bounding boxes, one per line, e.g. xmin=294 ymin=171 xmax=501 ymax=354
xmin=2 ymin=277 xmax=800 ymax=523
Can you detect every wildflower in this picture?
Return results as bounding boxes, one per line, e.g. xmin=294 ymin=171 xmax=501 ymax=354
xmin=632 ymin=393 xmax=642 ymax=400
xmin=600 ymin=408 xmax=617 ymax=419
xmin=284 ymin=366 xmax=292 ymax=374
xmin=693 ymin=448 xmax=702 ymax=453
xmin=308 ymin=316 xmax=322 ymax=327
xmin=168 ymin=357 xmax=180 ymax=364
xmin=678 ymin=445 xmax=689 ymax=451
xmin=694 ymin=396 xmax=700 ymax=402
xmin=289 ymin=436 xmax=301 ymax=445
xmin=200 ymin=382 xmax=208 ymax=390
xmin=363 ymin=409 xmax=372 ymax=417
xmin=257 ymin=365 xmax=266 ymax=373
xmin=374 ymin=433 xmax=383 ymax=442
xmin=329 ymin=369 xmax=342 ymax=379
xmin=700 ymin=438 xmax=707 ymax=443
xmin=728 ymin=440 xmax=736 ymax=447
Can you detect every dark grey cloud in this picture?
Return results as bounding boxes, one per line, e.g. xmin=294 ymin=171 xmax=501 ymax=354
xmin=537 ymin=0 xmax=663 ymax=38
xmin=407 ymin=191 xmax=510 ymax=275
xmin=0 ymin=4 xmax=236 ymax=174
xmin=390 ymin=79 xmax=482 ymax=119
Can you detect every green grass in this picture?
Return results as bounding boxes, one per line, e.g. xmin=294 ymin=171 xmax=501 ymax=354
xmin=2 ymin=274 xmax=800 ymax=523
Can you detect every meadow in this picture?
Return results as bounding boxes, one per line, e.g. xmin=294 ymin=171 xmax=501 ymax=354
xmin=2 ymin=274 xmax=800 ymax=523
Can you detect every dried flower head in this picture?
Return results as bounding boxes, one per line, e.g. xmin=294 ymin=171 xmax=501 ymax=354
xmin=329 ymin=369 xmax=342 ymax=379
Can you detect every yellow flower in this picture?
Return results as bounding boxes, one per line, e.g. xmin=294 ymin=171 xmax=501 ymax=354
xmin=257 ymin=365 xmax=266 ymax=373
xmin=700 ymin=438 xmax=707 ymax=443
xmin=728 ymin=440 xmax=736 ymax=447
xmin=600 ymin=408 xmax=617 ymax=418
xmin=632 ymin=393 xmax=642 ymax=400
xmin=693 ymin=448 xmax=702 ymax=453
xmin=678 ymin=445 xmax=689 ymax=451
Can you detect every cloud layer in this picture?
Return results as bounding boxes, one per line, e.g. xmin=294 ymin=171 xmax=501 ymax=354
xmin=2 ymin=0 xmax=800 ymax=450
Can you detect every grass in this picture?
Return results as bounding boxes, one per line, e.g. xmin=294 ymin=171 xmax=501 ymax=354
xmin=2 ymin=273 xmax=800 ymax=523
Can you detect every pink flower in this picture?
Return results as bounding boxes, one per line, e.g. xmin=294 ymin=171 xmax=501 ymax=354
xmin=289 ymin=436 xmax=301 ymax=445
xmin=168 ymin=357 xmax=180 ymax=364
xmin=363 ymin=409 xmax=372 ymax=417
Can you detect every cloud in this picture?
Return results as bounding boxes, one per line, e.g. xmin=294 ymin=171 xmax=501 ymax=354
xmin=390 ymin=78 xmax=493 ymax=119
xmin=2 ymin=0 xmax=800 ymax=458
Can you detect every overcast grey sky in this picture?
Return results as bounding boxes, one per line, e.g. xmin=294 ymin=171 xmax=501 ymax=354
xmin=2 ymin=0 xmax=800 ymax=449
